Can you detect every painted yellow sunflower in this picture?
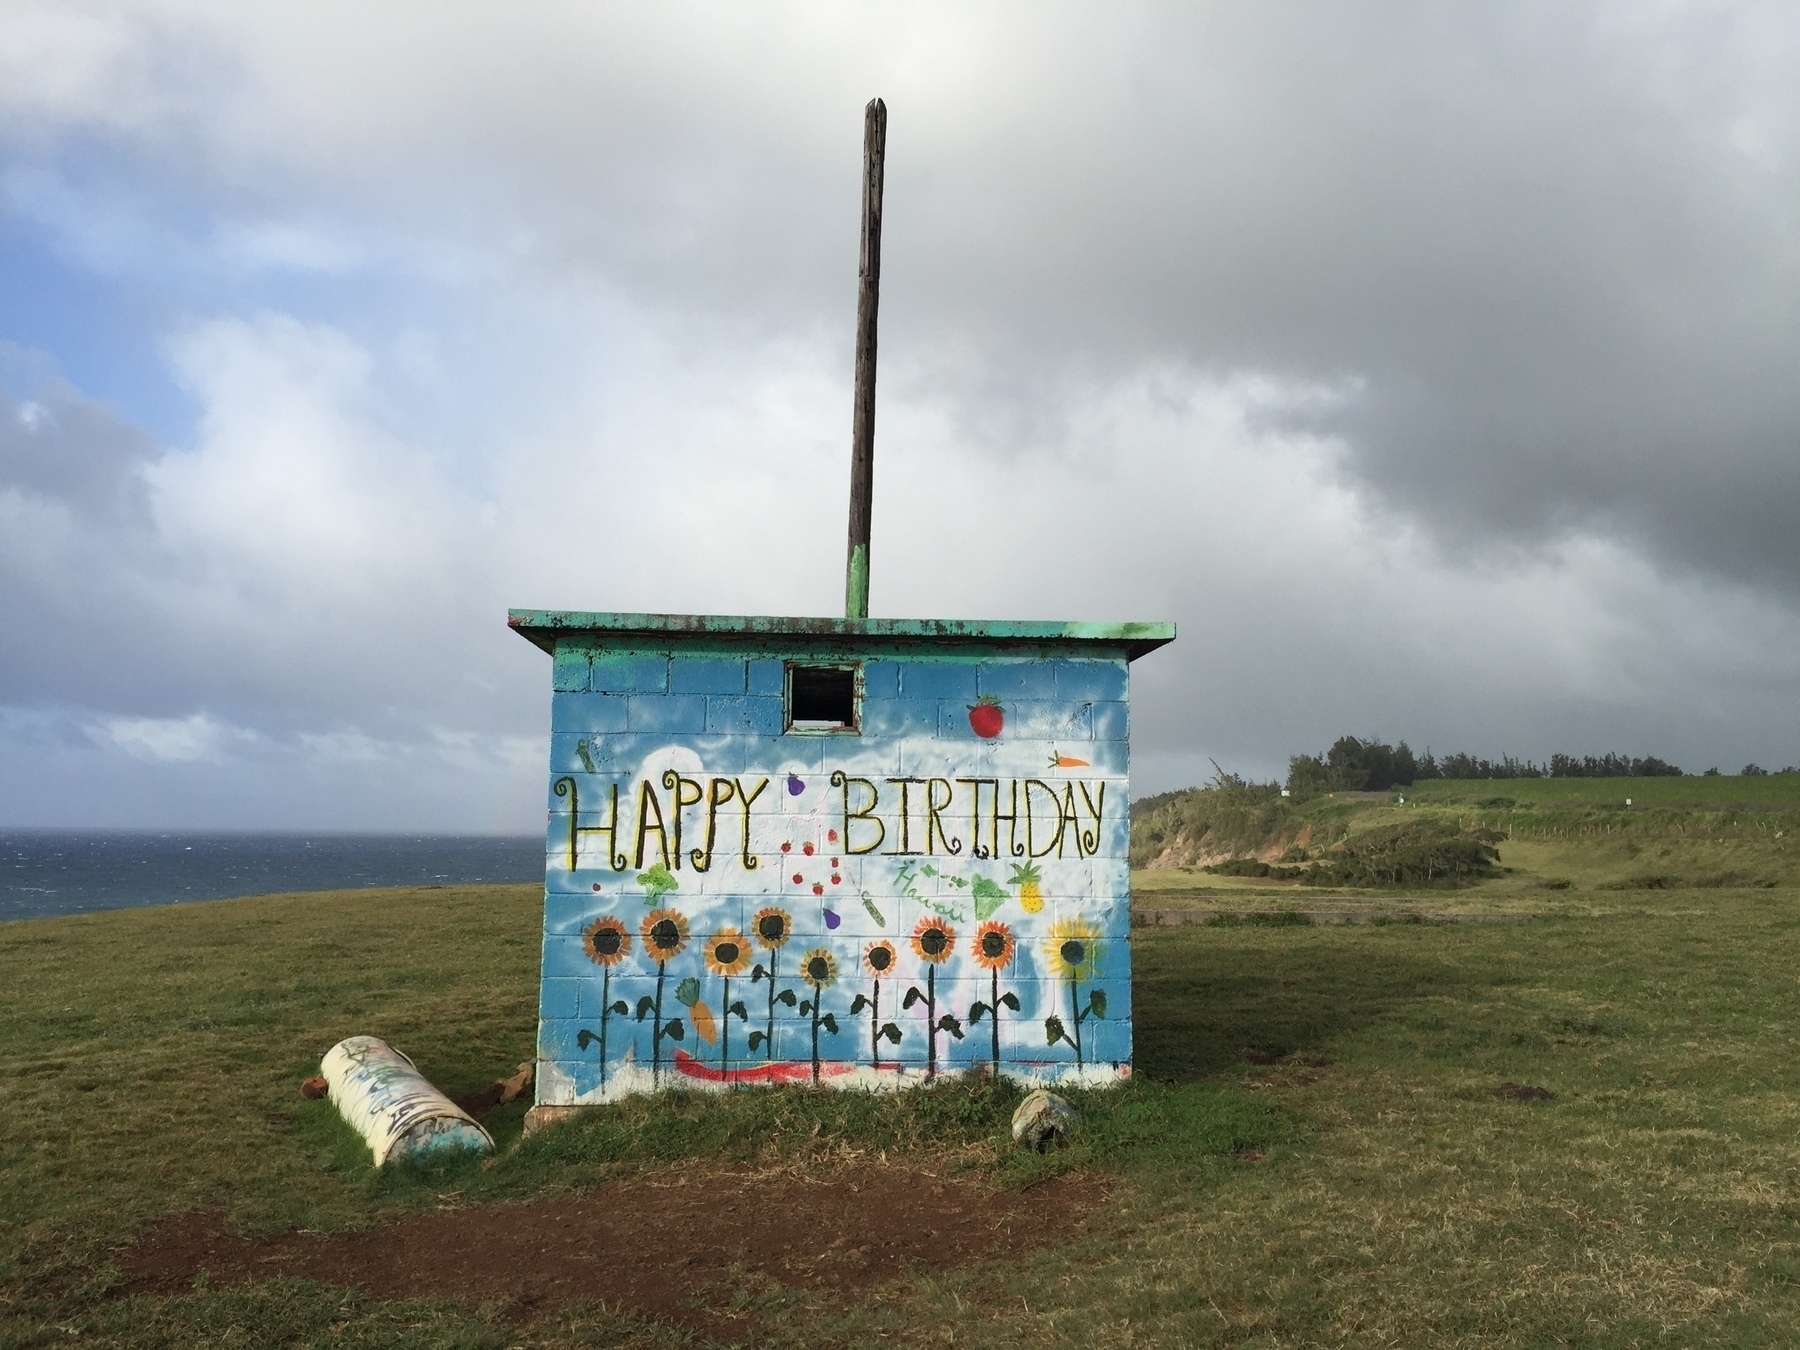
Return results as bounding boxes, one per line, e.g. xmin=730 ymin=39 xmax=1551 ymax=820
xmin=1044 ymin=915 xmax=1100 ymax=981
xmin=752 ymin=906 xmax=793 ymax=949
xmin=863 ymin=939 xmax=898 ymax=979
xmin=910 ymin=916 xmax=956 ymax=965
xmin=971 ymin=920 xmax=1016 ymax=971
xmin=800 ymin=947 xmax=838 ymax=989
xmin=705 ymin=928 xmax=751 ymax=978
xmin=582 ymin=915 xmax=631 ymax=968
xmin=641 ymin=908 xmax=690 ymax=961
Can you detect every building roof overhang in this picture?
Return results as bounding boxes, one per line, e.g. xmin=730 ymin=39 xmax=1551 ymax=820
xmin=507 ymin=610 xmax=1175 ymax=662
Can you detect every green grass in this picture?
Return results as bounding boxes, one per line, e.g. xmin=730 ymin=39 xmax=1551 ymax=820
xmin=1406 ymin=773 xmax=1800 ymax=808
xmin=9 ymin=876 xmax=1800 ymax=1344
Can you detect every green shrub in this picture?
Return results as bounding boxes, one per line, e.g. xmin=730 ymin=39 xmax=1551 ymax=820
xmin=1303 ymin=820 xmax=1504 ymax=887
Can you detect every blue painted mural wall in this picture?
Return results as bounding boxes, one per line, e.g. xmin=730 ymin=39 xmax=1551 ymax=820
xmin=537 ymin=640 xmax=1134 ymax=1103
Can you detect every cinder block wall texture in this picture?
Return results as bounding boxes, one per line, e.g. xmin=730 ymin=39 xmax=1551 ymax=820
xmin=537 ymin=639 xmax=1134 ymax=1104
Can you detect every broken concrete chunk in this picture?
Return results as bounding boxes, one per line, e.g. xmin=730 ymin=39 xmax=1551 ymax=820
xmin=494 ymin=1061 xmax=535 ymax=1105
xmin=1011 ymin=1089 xmax=1078 ymax=1152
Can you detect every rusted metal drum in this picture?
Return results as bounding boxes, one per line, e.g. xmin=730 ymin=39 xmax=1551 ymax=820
xmin=321 ymin=1036 xmax=493 ymax=1167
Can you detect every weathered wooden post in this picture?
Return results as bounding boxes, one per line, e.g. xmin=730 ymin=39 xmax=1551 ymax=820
xmin=845 ymin=97 xmax=885 ymax=621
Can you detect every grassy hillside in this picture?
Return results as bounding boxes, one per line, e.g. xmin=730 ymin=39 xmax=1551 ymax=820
xmin=1406 ymin=773 xmax=1800 ymax=808
xmin=1132 ymin=775 xmax=1800 ymax=897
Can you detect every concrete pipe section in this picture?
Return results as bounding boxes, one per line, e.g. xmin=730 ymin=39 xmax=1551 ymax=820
xmin=321 ymin=1036 xmax=493 ymax=1167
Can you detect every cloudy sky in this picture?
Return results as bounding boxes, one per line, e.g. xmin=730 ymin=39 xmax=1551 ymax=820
xmin=4 ymin=2 xmax=1798 ymax=830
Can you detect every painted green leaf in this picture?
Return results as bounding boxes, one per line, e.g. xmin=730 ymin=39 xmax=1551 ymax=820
xmin=637 ymin=862 xmax=678 ymax=901
xmin=664 ymin=1018 xmax=684 ymax=1041
xmin=968 ymin=1001 xmax=989 ymax=1024
xmin=902 ymin=987 xmax=925 ymax=1010
xmin=1045 ymin=1014 xmax=1066 ymax=1045
xmin=747 ymin=1031 xmax=766 ymax=1051
xmin=938 ymin=1014 xmax=965 ymax=1039
xmin=727 ymin=1001 xmax=747 ymax=1020
xmin=880 ymin=1023 xmax=903 ymax=1044
xmin=576 ymin=1028 xmax=599 ymax=1050
xmin=970 ymin=874 xmax=1009 ymax=919
xmin=635 ymin=995 xmax=655 ymax=1021
xmin=1000 ymin=992 xmax=1021 ymax=1011
xmin=1089 ymin=989 xmax=1108 ymax=1018
xmin=798 ymin=999 xmax=814 ymax=1017
xmin=850 ymin=994 xmax=871 ymax=1014
xmin=777 ymin=989 xmax=797 ymax=1007
xmin=820 ymin=1013 xmax=839 ymax=1035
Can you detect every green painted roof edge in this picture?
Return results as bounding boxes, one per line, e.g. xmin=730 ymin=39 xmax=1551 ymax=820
xmin=506 ymin=610 xmax=1176 ymax=660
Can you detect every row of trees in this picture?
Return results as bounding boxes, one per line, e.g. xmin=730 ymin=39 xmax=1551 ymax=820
xmin=1283 ymin=736 xmax=1737 ymax=795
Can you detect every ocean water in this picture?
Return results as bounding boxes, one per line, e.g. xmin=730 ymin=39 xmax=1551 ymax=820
xmin=1 ymin=831 xmax=546 ymax=922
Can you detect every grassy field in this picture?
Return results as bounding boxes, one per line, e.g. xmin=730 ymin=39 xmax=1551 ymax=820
xmin=1132 ymin=774 xmax=1800 ymax=912
xmin=7 ymin=853 xmax=1800 ymax=1343
xmin=1405 ymin=774 xmax=1800 ymax=809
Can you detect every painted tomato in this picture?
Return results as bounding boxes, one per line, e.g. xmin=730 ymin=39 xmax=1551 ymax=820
xmin=967 ymin=695 xmax=1004 ymax=738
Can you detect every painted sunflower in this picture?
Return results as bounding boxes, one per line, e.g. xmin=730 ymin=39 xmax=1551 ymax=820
xmin=1044 ymin=915 xmax=1100 ymax=981
xmin=971 ymin=920 xmax=1016 ymax=971
xmin=641 ymin=908 xmax=690 ymax=961
xmin=705 ymin=928 xmax=751 ymax=978
xmin=582 ymin=915 xmax=631 ymax=968
xmin=911 ymin=916 xmax=956 ymax=965
xmin=800 ymin=947 xmax=838 ymax=989
xmin=863 ymin=938 xmax=898 ymax=979
xmin=752 ymin=906 xmax=793 ymax=949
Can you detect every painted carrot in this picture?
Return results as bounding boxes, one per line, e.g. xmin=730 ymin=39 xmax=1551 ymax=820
xmin=676 ymin=977 xmax=717 ymax=1045
xmin=1048 ymin=751 xmax=1091 ymax=769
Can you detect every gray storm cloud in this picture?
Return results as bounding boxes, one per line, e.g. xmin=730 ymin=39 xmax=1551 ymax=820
xmin=2 ymin=2 xmax=1798 ymax=826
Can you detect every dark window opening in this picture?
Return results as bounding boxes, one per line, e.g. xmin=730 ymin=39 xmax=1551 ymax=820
xmin=787 ymin=663 xmax=859 ymax=732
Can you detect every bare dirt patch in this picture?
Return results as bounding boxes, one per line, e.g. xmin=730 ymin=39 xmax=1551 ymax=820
xmin=116 ymin=1160 xmax=1105 ymax=1325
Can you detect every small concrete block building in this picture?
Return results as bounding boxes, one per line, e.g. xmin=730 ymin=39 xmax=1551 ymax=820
xmin=508 ymin=610 xmax=1173 ymax=1108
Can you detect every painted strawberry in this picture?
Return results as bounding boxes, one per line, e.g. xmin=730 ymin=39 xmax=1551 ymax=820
xmin=967 ymin=694 xmax=1004 ymax=738
xmin=812 ymin=882 xmax=825 ymax=896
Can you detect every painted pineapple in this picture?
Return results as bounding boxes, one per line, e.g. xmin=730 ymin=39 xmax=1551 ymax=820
xmin=1009 ymin=860 xmax=1044 ymax=914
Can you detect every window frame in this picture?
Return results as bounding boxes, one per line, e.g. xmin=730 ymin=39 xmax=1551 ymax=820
xmin=783 ymin=660 xmax=862 ymax=735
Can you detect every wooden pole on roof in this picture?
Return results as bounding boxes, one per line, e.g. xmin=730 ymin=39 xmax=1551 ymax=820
xmin=845 ymin=97 xmax=885 ymax=620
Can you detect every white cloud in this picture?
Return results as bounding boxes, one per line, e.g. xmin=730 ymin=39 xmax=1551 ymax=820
xmin=91 ymin=711 xmax=255 ymax=763
xmin=4 ymin=3 xmax=1800 ymax=826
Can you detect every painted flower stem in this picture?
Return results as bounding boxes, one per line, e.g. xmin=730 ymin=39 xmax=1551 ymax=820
xmin=1068 ymin=975 xmax=1084 ymax=1066
xmin=810 ymin=986 xmax=823 ymax=1084
xmin=652 ymin=960 xmax=668 ymax=1083
xmin=720 ymin=975 xmax=731 ymax=1078
xmin=764 ymin=950 xmax=778 ymax=1060
xmin=599 ymin=966 xmax=612 ymax=1089
xmin=869 ymin=980 xmax=882 ymax=1067
xmin=989 ymin=968 xmax=1001 ymax=1071
xmin=926 ymin=964 xmax=937 ymax=1079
